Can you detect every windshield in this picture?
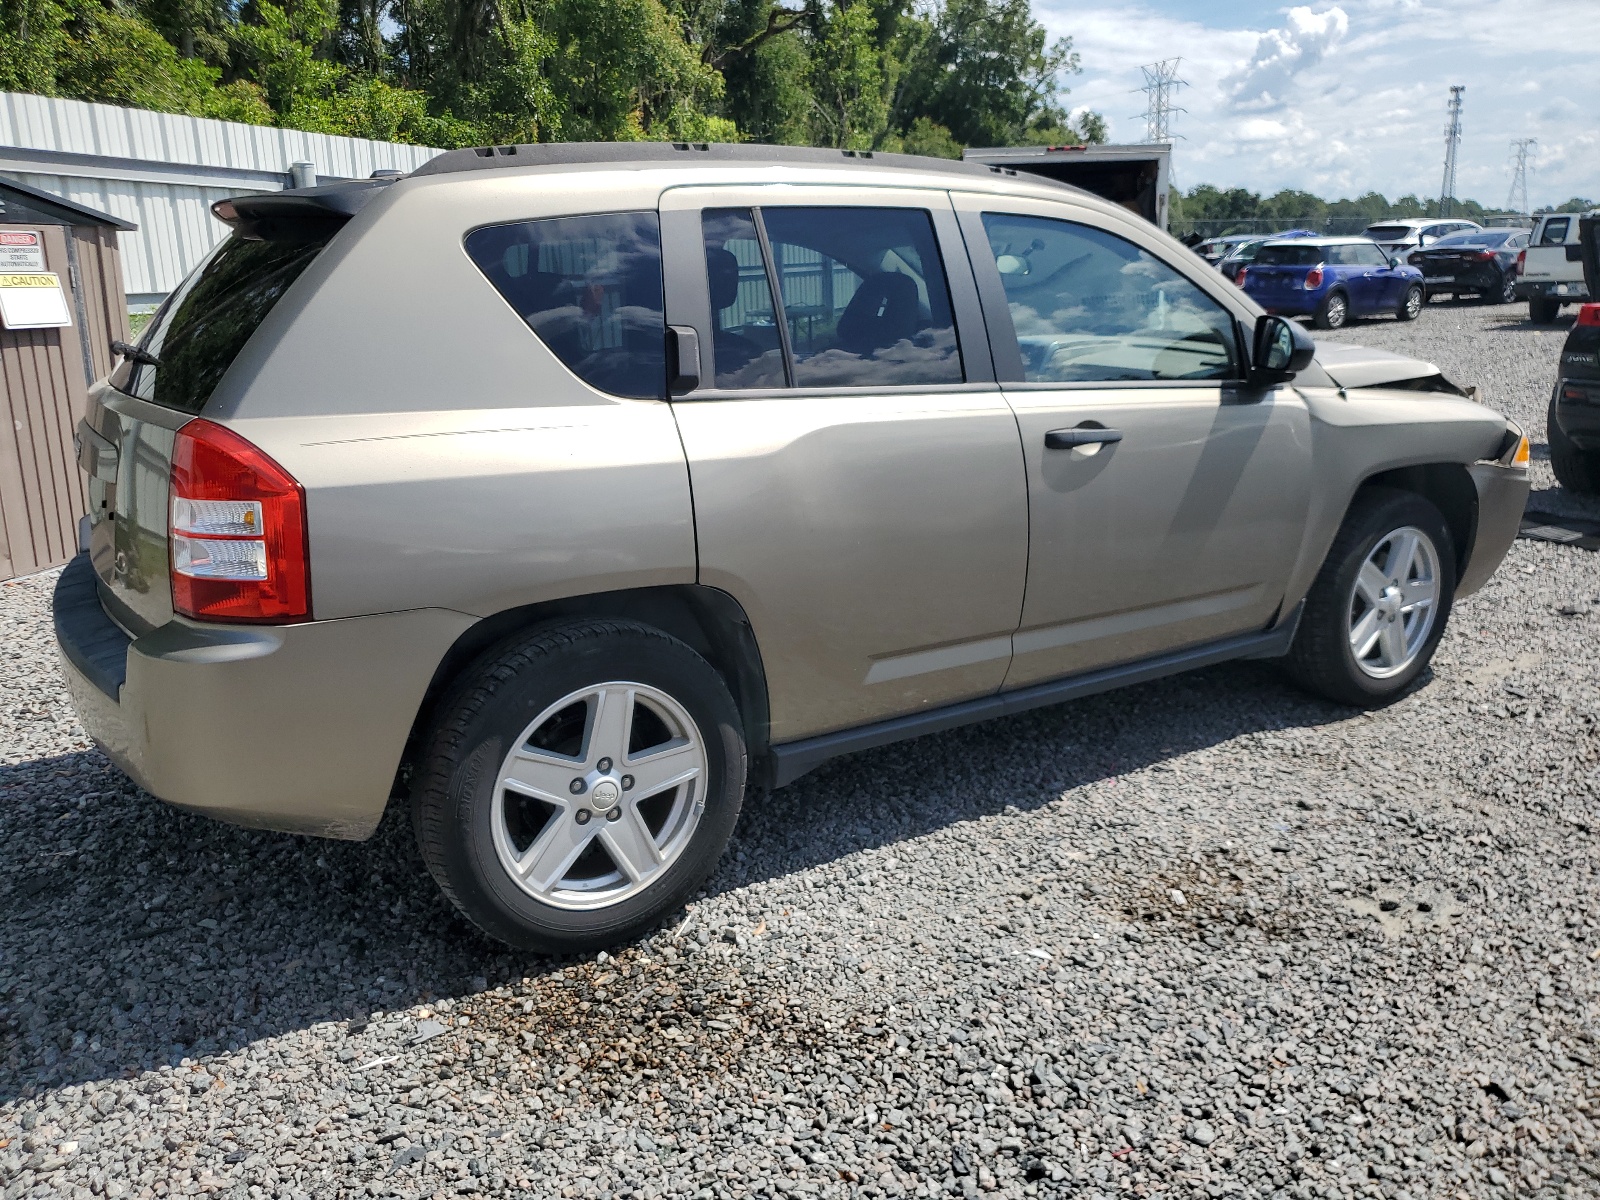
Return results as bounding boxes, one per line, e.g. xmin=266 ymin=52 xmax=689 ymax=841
xmin=1254 ymin=245 xmax=1325 ymax=266
xmin=1364 ymin=225 xmax=1412 ymax=241
xmin=120 ymin=229 xmax=333 ymax=413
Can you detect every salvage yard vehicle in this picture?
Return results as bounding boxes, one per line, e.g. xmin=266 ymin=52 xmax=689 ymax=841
xmin=1363 ymin=218 xmax=1482 ymax=260
xmin=1519 ymin=210 xmax=1596 ymax=324
xmin=1551 ymin=304 xmax=1600 ymax=492
xmin=56 ymin=143 xmax=1530 ymax=951
xmin=1409 ymin=227 xmax=1528 ymax=304
xmin=1215 ymin=229 xmax=1319 ymax=284
xmin=1239 ymin=237 xmax=1426 ymax=329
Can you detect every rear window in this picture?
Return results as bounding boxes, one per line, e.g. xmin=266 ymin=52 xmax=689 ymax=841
xmin=465 ymin=212 xmax=665 ymax=400
xmin=1364 ymin=225 xmax=1412 ymax=241
xmin=121 ymin=231 xmax=332 ymax=413
xmin=1435 ymin=230 xmax=1510 ymax=247
xmin=1254 ymin=245 xmax=1325 ymax=266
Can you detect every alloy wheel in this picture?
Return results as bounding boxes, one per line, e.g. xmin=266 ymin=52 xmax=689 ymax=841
xmin=1404 ymin=286 xmax=1424 ymax=319
xmin=490 ymin=682 xmax=707 ymax=910
xmin=1347 ymin=526 xmax=1440 ymax=679
xmin=1325 ymin=293 xmax=1348 ymax=328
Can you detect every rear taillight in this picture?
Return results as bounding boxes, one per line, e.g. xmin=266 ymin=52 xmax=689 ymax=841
xmin=1516 ymin=249 xmax=1526 ymax=275
xmin=169 ymin=419 xmax=310 ymax=623
xmin=1304 ymin=266 xmax=1323 ymax=290
xmin=1408 ymin=253 xmax=1423 ymax=265
xmin=1235 ymin=267 xmax=1247 ymax=286
xmin=1577 ymin=304 xmax=1600 ymax=327
xmin=1471 ymin=250 xmax=1496 ymax=261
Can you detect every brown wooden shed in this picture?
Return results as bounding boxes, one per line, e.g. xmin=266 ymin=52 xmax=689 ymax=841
xmin=0 ymin=177 xmax=135 ymax=581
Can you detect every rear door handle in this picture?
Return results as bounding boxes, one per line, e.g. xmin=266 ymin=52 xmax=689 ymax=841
xmin=1045 ymin=427 xmax=1123 ymax=449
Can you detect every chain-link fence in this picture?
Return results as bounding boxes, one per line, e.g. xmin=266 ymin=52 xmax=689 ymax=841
xmin=1173 ymin=217 xmax=1382 ymax=240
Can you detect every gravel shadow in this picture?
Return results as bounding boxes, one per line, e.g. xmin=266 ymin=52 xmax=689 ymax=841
xmin=0 ymin=657 xmax=1351 ymax=1104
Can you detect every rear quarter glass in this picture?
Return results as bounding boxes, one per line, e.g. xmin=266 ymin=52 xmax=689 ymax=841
xmin=119 ymin=232 xmax=335 ymax=413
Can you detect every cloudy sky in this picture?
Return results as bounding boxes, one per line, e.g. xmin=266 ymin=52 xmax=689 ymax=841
xmin=1036 ymin=0 xmax=1598 ymax=208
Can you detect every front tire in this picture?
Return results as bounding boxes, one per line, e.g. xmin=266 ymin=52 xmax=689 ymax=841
xmin=1530 ymin=297 xmax=1560 ymax=324
xmin=1482 ymin=269 xmax=1516 ymax=305
xmin=1397 ymin=284 xmax=1424 ymax=321
xmin=411 ymin=620 xmax=747 ymax=952
xmin=1314 ymin=289 xmax=1350 ymax=330
xmin=1284 ymin=488 xmax=1456 ymax=708
xmin=1550 ymin=394 xmax=1600 ymax=494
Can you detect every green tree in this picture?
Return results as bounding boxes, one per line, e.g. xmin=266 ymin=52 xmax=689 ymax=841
xmin=808 ymin=0 xmax=890 ymax=150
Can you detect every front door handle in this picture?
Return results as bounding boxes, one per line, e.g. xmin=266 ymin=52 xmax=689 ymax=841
xmin=1045 ymin=427 xmax=1123 ymax=449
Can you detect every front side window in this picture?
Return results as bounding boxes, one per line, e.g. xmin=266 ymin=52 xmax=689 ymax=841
xmin=982 ymin=213 xmax=1241 ymax=384
xmin=699 ymin=206 xmax=963 ymax=390
xmin=465 ymin=212 xmax=665 ymax=400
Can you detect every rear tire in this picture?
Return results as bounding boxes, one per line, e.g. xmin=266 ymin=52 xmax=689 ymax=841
xmin=1530 ymin=297 xmax=1561 ymax=324
xmin=410 ymin=620 xmax=747 ymax=952
xmin=1397 ymin=284 xmax=1424 ymax=321
xmin=1284 ymin=488 xmax=1455 ymax=708
xmin=1481 ymin=270 xmax=1516 ymax=305
xmin=1550 ymin=394 xmax=1600 ymax=494
xmin=1313 ymin=289 xmax=1350 ymax=330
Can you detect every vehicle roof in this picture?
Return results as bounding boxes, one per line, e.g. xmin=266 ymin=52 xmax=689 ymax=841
xmin=1363 ymin=218 xmax=1479 ymax=230
xmin=1260 ymin=236 xmax=1381 ymax=247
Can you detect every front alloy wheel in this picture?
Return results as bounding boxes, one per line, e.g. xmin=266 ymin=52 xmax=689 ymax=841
xmin=1284 ymin=487 xmax=1456 ymax=707
xmin=1346 ymin=526 xmax=1440 ymax=679
xmin=1397 ymin=284 xmax=1424 ymax=321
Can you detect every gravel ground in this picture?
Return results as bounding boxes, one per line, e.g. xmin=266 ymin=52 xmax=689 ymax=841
xmin=4 ymin=301 xmax=1600 ymax=1200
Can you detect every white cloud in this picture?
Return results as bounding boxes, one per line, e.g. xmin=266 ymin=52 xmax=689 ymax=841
xmin=1222 ymin=7 xmax=1350 ymax=111
xmin=1033 ymin=0 xmax=1600 ymax=208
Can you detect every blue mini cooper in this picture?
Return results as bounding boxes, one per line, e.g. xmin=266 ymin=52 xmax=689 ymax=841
xmin=1239 ymin=237 xmax=1426 ymax=329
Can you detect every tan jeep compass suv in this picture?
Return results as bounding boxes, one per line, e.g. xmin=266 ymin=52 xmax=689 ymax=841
xmin=56 ymin=143 xmax=1530 ymax=950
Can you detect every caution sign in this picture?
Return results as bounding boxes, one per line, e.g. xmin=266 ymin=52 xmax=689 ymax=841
xmin=0 ymin=230 xmax=46 ymax=273
xmin=0 ymin=271 xmax=72 ymax=329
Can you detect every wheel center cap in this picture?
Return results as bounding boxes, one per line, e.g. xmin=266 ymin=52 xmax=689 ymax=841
xmin=1377 ymin=584 xmax=1403 ymax=619
xmin=590 ymin=780 xmax=620 ymax=812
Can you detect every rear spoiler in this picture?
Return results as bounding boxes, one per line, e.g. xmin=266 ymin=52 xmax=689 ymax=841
xmin=212 ymin=179 xmax=395 ymax=240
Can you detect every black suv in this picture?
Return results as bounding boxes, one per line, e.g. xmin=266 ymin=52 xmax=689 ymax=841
xmin=1550 ymin=217 xmax=1600 ymax=493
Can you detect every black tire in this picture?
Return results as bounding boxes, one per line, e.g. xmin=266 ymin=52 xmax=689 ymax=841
xmin=1549 ymin=393 xmax=1600 ymax=494
xmin=1313 ymin=289 xmax=1350 ymax=330
xmin=1530 ymin=297 xmax=1561 ymax=324
xmin=1481 ymin=269 xmax=1516 ymax=305
xmin=1396 ymin=283 xmax=1424 ymax=321
xmin=411 ymin=620 xmax=747 ymax=952
xmin=1284 ymin=487 xmax=1456 ymax=708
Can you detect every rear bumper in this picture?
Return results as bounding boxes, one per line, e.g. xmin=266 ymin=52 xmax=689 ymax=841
xmin=1457 ymin=462 xmax=1532 ymax=599
xmin=1516 ymin=280 xmax=1590 ymax=302
xmin=1420 ymin=267 xmax=1501 ymax=293
xmin=53 ymin=553 xmax=475 ymax=840
xmin=1554 ymin=379 xmax=1600 ymax=450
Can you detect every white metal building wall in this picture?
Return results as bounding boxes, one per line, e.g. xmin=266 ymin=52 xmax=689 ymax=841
xmin=0 ymin=93 xmax=445 ymax=306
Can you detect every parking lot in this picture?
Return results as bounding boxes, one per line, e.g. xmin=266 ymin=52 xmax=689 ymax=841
xmin=3 ymin=300 xmax=1598 ymax=1200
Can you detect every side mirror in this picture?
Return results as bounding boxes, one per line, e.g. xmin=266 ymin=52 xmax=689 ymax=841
xmin=1389 ymin=256 xmax=1402 ymax=269
xmin=1251 ymin=314 xmax=1316 ymax=384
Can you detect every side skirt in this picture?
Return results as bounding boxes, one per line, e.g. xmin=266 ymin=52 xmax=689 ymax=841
xmin=765 ymin=603 xmax=1303 ymax=789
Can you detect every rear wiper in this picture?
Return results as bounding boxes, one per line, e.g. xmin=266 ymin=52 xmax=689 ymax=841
xmin=111 ymin=339 xmax=160 ymax=367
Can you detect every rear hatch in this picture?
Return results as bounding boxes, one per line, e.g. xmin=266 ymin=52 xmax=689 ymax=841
xmin=1241 ymin=244 xmax=1324 ymax=302
xmin=81 ymin=182 xmax=382 ymax=633
xmin=1363 ymin=225 xmax=1414 ymax=255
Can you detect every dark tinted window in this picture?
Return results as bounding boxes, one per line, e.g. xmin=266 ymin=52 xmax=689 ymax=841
xmin=1251 ymin=244 xmax=1325 ymax=266
xmin=1435 ymin=229 xmax=1510 ymax=247
xmin=123 ymin=232 xmax=331 ymax=413
xmin=982 ymin=212 xmax=1240 ymax=383
xmin=466 ymin=212 xmax=665 ymax=399
xmin=702 ymin=209 xmax=786 ymax=389
xmin=1364 ymin=225 xmax=1412 ymax=241
xmin=758 ymin=207 xmax=963 ymax=388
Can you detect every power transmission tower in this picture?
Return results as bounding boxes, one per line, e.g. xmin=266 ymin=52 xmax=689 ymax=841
xmin=1507 ymin=139 xmax=1536 ymax=216
xmin=1439 ymin=85 xmax=1464 ymax=216
xmin=1136 ymin=59 xmax=1187 ymax=143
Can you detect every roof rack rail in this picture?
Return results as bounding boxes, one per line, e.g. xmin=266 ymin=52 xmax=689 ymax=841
xmin=408 ymin=140 xmax=1059 ymax=186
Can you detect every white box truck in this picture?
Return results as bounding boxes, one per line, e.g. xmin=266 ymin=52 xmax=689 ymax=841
xmin=961 ymin=144 xmax=1173 ymax=230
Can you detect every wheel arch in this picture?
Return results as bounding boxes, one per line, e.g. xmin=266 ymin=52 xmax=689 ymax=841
xmin=1353 ymin=462 xmax=1477 ymax=581
xmin=394 ymin=585 xmax=772 ymax=798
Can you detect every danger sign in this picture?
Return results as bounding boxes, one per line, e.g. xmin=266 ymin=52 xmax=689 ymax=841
xmin=0 ymin=230 xmax=45 ymax=273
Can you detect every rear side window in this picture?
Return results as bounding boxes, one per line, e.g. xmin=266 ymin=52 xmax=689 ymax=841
xmin=1540 ymin=218 xmax=1572 ymax=246
xmin=1255 ymin=245 xmax=1325 ymax=266
xmin=700 ymin=206 xmax=962 ymax=390
xmin=466 ymin=212 xmax=666 ymax=400
xmin=122 ymin=232 xmax=332 ymax=413
xmin=982 ymin=212 xmax=1240 ymax=383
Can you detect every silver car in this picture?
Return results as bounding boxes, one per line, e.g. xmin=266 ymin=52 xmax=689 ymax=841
xmin=57 ymin=143 xmax=1530 ymax=950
